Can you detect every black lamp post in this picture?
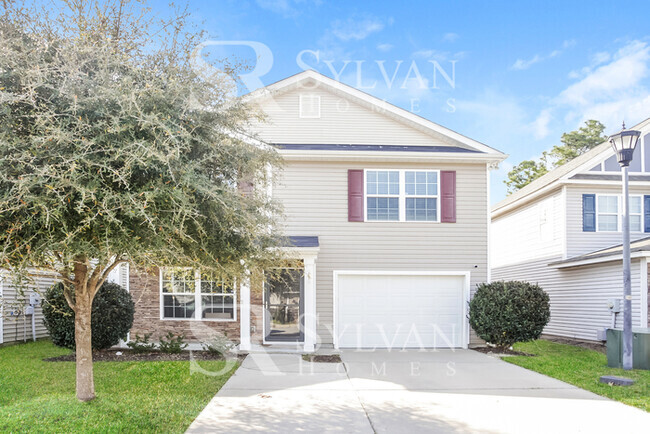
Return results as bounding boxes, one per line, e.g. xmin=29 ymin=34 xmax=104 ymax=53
xmin=608 ymin=121 xmax=641 ymax=371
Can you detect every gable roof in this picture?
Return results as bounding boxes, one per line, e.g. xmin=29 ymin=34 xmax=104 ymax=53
xmin=245 ymin=70 xmax=507 ymax=159
xmin=492 ymin=117 xmax=650 ymax=217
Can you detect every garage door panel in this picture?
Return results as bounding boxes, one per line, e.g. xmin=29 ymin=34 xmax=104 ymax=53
xmin=337 ymin=273 xmax=465 ymax=349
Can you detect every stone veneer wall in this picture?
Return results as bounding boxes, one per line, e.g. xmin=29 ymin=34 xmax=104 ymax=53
xmin=129 ymin=268 xmax=264 ymax=345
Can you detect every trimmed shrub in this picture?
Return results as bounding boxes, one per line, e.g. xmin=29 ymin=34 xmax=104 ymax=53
xmin=127 ymin=333 xmax=157 ymax=353
xmin=469 ymin=281 xmax=550 ymax=350
xmin=43 ymin=282 xmax=135 ymax=350
xmin=158 ymin=332 xmax=187 ymax=354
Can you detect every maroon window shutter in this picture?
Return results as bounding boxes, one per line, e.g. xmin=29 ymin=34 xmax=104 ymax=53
xmin=440 ymin=170 xmax=456 ymax=223
xmin=348 ymin=170 xmax=364 ymax=222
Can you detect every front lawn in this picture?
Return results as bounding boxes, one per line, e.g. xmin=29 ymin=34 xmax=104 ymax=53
xmin=507 ymin=340 xmax=649 ymax=412
xmin=0 ymin=340 xmax=238 ymax=432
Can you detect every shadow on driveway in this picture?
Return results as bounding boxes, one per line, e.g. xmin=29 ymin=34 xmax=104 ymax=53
xmin=187 ymin=350 xmax=649 ymax=433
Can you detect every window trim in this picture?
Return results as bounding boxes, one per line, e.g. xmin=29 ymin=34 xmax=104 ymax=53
xmin=299 ymin=94 xmax=321 ymax=119
xmin=595 ymin=194 xmax=643 ymax=233
xmin=363 ymin=169 xmax=440 ymax=223
xmin=159 ymin=268 xmax=237 ymax=322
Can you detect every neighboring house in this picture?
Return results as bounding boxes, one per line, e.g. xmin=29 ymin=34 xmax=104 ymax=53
xmin=491 ymin=118 xmax=650 ymax=342
xmin=0 ymin=264 xmax=128 ymax=345
xmin=126 ymin=70 xmax=507 ymax=351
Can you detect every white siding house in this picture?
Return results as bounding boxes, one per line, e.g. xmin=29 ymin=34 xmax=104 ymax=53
xmin=244 ymin=70 xmax=506 ymax=350
xmin=492 ymin=118 xmax=650 ymax=341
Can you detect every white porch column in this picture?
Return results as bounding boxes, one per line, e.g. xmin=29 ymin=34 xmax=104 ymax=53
xmin=239 ymin=271 xmax=251 ymax=351
xmin=303 ymin=256 xmax=317 ymax=352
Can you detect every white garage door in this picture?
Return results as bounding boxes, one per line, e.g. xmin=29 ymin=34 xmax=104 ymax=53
xmin=336 ymin=273 xmax=466 ymax=349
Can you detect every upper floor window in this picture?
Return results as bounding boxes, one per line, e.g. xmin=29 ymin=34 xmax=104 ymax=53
xmin=597 ymin=195 xmax=618 ymax=231
xmin=595 ymin=195 xmax=642 ymax=233
xmin=365 ymin=170 xmax=439 ymax=222
xmin=405 ymin=171 xmax=438 ymax=221
xmin=160 ymin=268 xmax=236 ymax=321
xmin=366 ymin=170 xmax=399 ymax=221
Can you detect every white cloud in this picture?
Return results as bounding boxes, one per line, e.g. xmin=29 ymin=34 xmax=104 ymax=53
xmin=256 ymin=0 xmax=320 ymax=18
xmin=377 ymin=43 xmax=393 ymax=52
xmin=511 ymin=39 xmax=575 ymax=71
xmin=443 ymin=32 xmax=459 ymax=43
xmin=411 ymin=49 xmax=465 ymax=62
xmin=512 ymin=55 xmax=542 ymax=71
xmin=331 ymin=16 xmax=385 ymax=41
xmin=568 ymin=50 xmax=611 ymax=79
xmin=532 ymin=40 xmax=650 ymax=138
xmin=531 ymin=109 xmax=553 ymax=139
xmin=412 ymin=49 xmax=447 ymax=59
xmin=559 ymin=41 xmax=649 ymax=106
xmin=455 ymin=89 xmax=530 ymax=147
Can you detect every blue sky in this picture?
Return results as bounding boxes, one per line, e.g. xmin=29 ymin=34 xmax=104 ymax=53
xmin=167 ymin=0 xmax=650 ymax=202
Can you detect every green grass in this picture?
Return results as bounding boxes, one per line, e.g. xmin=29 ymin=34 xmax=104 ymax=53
xmin=507 ymin=340 xmax=649 ymax=411
xmin=0 ymin=340 xmax=239 ymax=433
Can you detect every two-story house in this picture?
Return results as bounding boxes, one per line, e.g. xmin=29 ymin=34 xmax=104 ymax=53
xmin=491 ymin=118 xmax=650 ymax=342
xmin=125 ymin=70 xmax=506 ymax=352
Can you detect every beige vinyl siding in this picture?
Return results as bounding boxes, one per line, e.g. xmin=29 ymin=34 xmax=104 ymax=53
xmin=493 ymin=257 xmax=644 ymax=341
xmin=274 ymin=160 xmax=488 ymax=345
xmin=252 ymin=87 xmax=460 ymax=147
xmin=1 ymin=272 xmax=58 ymax=344
xmin=491 ymin=189 xmax=563 ymax=268
xmin=566 ymin=185 xmax=650 ymax=257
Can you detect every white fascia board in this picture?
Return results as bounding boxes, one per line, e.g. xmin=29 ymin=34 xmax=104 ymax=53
xmin=549 ymin=251 xmax=650 ymax=269
xmin=562 ymin=179 xmax=650 ymax=187
xmin=246 ymin=70 xmax=507 ymax=157
xmin=276 ymin=246 xmax=320 ymax=258
xmin=491 ymin=182 xmax=563 ymax=220
xmin=492 ymin=178 xmax=650 ymax=221
xmin=278 ymin=150 xmax=505 ymax=164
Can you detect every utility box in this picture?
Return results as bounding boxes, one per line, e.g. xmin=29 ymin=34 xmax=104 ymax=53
xmin=30 ymin=293 xmax=41 ymax=306
xmin=606 ymin=328 xmax=650 ymax=370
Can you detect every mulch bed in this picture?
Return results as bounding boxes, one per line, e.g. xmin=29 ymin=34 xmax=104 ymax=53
xmin=472 ymin=347 xmax=534 ymax=357
xmin=302 ymin=354 xmax=342 ymax=363
xmin=44 ymin=349 xmax=246 ymax=362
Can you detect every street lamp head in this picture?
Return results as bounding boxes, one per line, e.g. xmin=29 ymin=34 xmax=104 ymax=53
xmin=609 ymin=121 xmax=641 ymax=167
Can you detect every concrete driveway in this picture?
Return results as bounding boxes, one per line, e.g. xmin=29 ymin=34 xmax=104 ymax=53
xmin=187 ymin=350 xmax=649 ymax=433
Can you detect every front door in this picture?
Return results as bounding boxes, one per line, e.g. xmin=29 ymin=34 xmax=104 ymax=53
xmin=264 ymin=268 xmax=304 ymax=342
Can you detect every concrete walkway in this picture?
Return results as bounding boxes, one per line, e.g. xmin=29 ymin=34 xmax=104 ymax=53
xmin=187 ymin=350 xmax=649 ymax=433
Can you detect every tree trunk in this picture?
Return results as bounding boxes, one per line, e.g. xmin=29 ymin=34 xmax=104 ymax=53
xmin=74 ymin=291 xmax=95 ymax=401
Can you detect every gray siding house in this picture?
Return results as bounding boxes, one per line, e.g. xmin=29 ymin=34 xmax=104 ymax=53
xmin=491 ymin=118 xmax=650 ymax=342
xmin=125 ymin=70 xmax=506 ymax=351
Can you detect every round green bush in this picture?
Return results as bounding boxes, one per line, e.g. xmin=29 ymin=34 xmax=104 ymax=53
xmin=469 ymin=281 xmax=550 ymax=349
xmin=42 ymin=282 xmax=135 ymax=350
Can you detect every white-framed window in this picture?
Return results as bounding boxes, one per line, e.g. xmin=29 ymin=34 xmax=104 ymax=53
xmin=596 ymin=194 xmax=643 ymax=233
xmin=364 ymin=169 xmax=440 ymax=222
xmin=160 ymin=268 xmax=236 ymax=321
xmin=299 ymin=94 xmax=321 ymax=118
xmin=366 ymin=170 xmax=400 ymax=221
xmin=597 ymin=195 xmax=618 ymax=231
xmin=405 ymin=171 xmax=438 ymax=221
